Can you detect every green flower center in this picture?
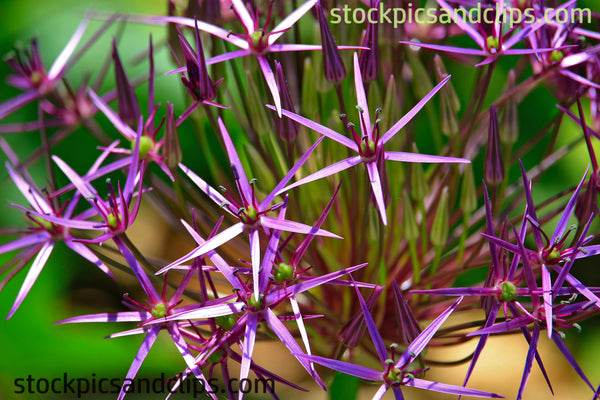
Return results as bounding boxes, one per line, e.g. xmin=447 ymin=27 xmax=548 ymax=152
xmin=215 ymin=314 xmax=238 ymax=331
xmin=30 ymin=71 xmax=43 ymax=85
xmin=549 ymin=50 xmax=564 ymax=63
xmin=274 ymin=263 xmax=294 ymax=283
xmin=386 ymin=367 xmax=403 ymax=383
xmin=246 ymin=294 xmax=264 ymax=311
xmin=546 ymin=247 xmax=562 ymax=263
xmin=31 ymin=214 xmax=54 ymax=231
xmin=239 ymin=205 xmax=258 ymax=225
xmin=250 ymin=30 xmax=267 ymax=51
xmin=486 ymin=36 xmax=499 ymax=53
xmin=130 ymin=136 xmax=153 ymax=159
xmin=498 ymin=281 xmax=518 ymax=302
xmin=360 ymin=139 xmax=377 ymax=158
xmin=106 ymin=212 xmax=120 ymax=229
xmin=151 ymin=302 xmax=168 ymax=318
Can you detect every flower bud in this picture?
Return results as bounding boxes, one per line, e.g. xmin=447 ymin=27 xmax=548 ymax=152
xmin=112 ymin=40 xmax=140 ymax=126
xmin=316 ymin=2 xmax=346 ymax=83
xmin=275 ymin=61 xmax=299 ymax=141
xmin=410 ymin=144 xmax=427 ymax=201
xmin=358 ymin=0 xmax=380 ymax=82
xmin=434 ymin=55 xmax=459 ymax=137
xmin=501 ymin=70 xmax=518 ymax=144
xmin=430 ymin=186 xmax=449 ymax=247
xmin=401 ymin=190 xmax=419 ymax=241
xmin=164 ymin=102 xmax=182 ymax=171
xmin=484 ymin=105 xmax=505 ymax=184
xmin=460 ymin=164 xmax=477 ymax=213
xmin=391 ymin=280 xmax=421 ymax=345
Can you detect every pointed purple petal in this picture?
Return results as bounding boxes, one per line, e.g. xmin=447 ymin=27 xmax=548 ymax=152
xmin=64 ymin=240 xmax=113 ymax=279
xmin=516 ymin=324 xmax=540 ymax=400
xmin=381 ymin=75 xmax=451 ymax=145
xmin=407 ymin=377 xmax=502 ymax=398
xmin=157 ymin=223 xmax=245 ymax=274
xmin=267 ymin=105 xmax=358 ymax=151
xmin=353 ymin=279 xmax=387 ymax=364
xmin=48 ymin=16 xmax=90 ymax=79
xmin=257 ymin=56 xmax=281 ymax=117
xmin=281 ymin=156 xmax=363 ymax=193
xmin=178 ymin=163 xmax=235 ymax=217
xmin=0 ymin=233 xmax=48 ymax=255
xmin=551 ymin=168 xmax=588 ymax=244
xmin=238 ymin=313 xmax=258 ymax=400
xmin=152 ymin=16 xmax=248 ymax=49
xmin=230 ymin=0 xmax=255 ymax=33
xmin=7 ymin=242 xmax=54 ymax=319
xmin=384 ymin=151 xmax=469 ymax=164
xmin=56 ymin=311 xmax=147 ymax=324
xmin=249 ymin=228 xmax=260 ymax=301
xmin=6 ymin=163 xmax=53 ymax=214
xmin=353 ymin=53 xmax=371 ymax=137
xmin=551 ymin=331 xmax=595 ymax=391
xmin=116 ymin=326 xmax=160 ymax=400
xmin=398 ymin=41 xmax=487 ymax=57
xmin=88 ymin=89 xmax=137 ymax=140
xmin=217 ymin=117 xmax=253 ymax=204
xmin=366 ymin=162 xmax=387 ymax=225
xmin=263 ymin=308 xmax=325 ymax=388
xmin=206 ymin=49 xmax=251 ymax=65
xmin=270 ymin=0 xmax=318 ymax=44
xmin=261 ymin=136 xmax=324 ymax=209
xmin=291 ymin=353 xmax=382 ymax=381
xmin=396 ymin=297 xmax=462 ymax=368
xmin=260 ymin=216 xmax=341 ymax=239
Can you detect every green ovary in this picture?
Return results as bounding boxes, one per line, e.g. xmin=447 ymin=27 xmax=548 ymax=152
xmin=151 ymin=302 xmax=168 ymax=318
xmin=499 ymin=281 xmax=518 ymax=302
xmin=131 ymin=136 xmax=153 ymax=159
xmin=274 ymin=263 xmax=294 ymax=283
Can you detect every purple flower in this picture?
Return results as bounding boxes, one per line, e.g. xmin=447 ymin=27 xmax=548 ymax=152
xmin=152 ymin=0 xmax=320 ymax=116
xmin=271 ymin=53 xmax=469 ymax=225
xmin=0 ymin=141 xmax=112 ymax=319
xmin=0 ymin=16 xmax=90 ymax=119
xmin=400 ymin=0 xmax=576 ymax=67
xmin=161 ymin=117 xmax=340 ymax=300
xmin=145 ymin=230 xmax=368 ymax=398
xmin=39 ymin=129 xmax=146 ymax=244
xmin=56 ymin=255 xmax=213 ymax=400
xmin=294 ymin=283 xmax=502 ymax=399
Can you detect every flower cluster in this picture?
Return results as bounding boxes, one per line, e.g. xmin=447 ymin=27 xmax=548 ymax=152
xmin=1 ymin=1 xmax=600 ymax=399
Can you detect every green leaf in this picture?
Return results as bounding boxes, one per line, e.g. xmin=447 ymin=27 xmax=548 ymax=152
xmin=329 ymin=371 xmax=360 ymax=400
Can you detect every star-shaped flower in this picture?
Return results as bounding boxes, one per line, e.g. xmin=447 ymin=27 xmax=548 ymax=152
xmin=161 ymin=117 xmax=340 ymax=300
xmin=271 ymin=53 xmax=470 ymax=225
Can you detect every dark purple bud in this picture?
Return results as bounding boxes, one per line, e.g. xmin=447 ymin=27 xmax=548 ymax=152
xmin=358 ymin=0 xmax=380 ymax=82
xmin=112 ymin=40 xmax=140 ymax=126
xmin=316 ymin=2 xmax=346 ymax=83
xmin=338 ymin=286 xmax=383 ymax=347
xmin=178 ymin=20 xmax=217 ymax=102
xmin=274 ymin=61 xmax=299 ymax=141
xmin=484 ymin=105 xmax=505 ymax=185
xmin=164 ymin=102 xmax=182 ymax=171
xmin=391 ymin=281 xmax=421 ymax=345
